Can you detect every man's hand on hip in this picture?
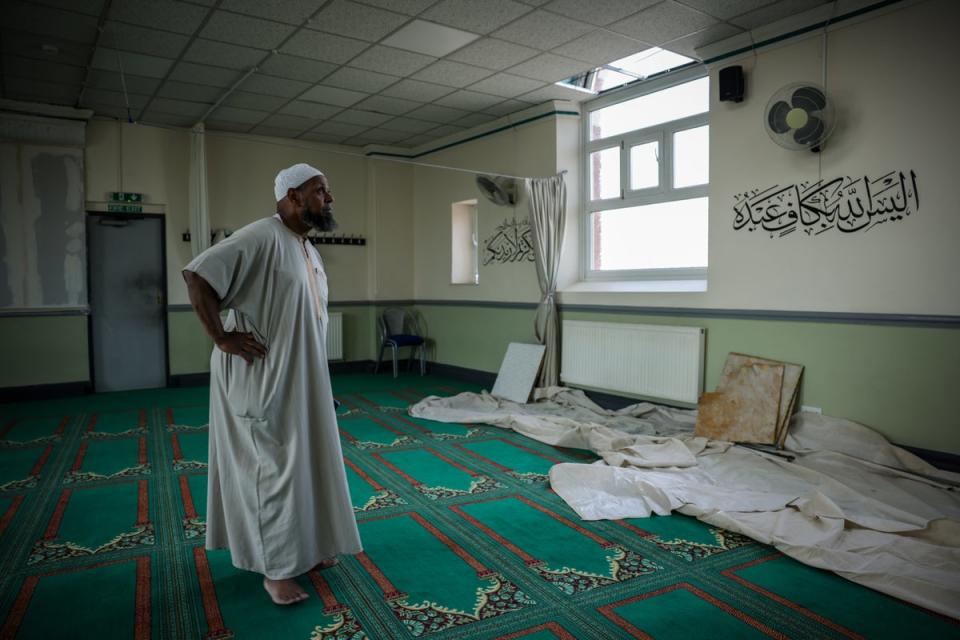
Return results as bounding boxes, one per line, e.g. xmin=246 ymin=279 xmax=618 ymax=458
xmin=216 ymin=332 xmax=267 ymax=364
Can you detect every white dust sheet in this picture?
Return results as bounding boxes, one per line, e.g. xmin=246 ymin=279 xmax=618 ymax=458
xmin=410 ymin=388 xmax=960 ymax=619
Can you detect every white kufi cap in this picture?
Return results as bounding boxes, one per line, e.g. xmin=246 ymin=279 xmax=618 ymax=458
xmin=274 ymin=163 xmax=324 ymax=201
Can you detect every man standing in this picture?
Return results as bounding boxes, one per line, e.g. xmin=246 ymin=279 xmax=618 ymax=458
xmin=182 ymin=164 xmax=361 ymax=605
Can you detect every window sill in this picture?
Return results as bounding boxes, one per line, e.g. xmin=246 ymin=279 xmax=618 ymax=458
xmin=562 ymin=279 xmax=707 ymax=293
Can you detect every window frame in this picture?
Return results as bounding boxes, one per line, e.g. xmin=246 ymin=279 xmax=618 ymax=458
xmin=581 ymin=66 xmax=710 ymax=282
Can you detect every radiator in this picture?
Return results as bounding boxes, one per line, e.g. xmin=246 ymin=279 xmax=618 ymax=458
xmin=561 ymin=320 xmax=704 ymax=404
xmin=326 ymin=312 xmax=343 ymax=361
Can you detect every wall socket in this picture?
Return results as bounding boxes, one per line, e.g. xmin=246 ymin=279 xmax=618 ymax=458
xmin=800 ymin=405 xmax=822 ymax=414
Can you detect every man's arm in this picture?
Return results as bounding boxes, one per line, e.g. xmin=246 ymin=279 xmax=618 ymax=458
xmin=182 ymin=269 xmax=266 ymax=364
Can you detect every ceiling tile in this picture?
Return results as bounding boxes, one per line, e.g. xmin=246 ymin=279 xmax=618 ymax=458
xmin=397 ymin=132 xmax=437 ymax=147
xmin=483 ymin=98 xmax=533 ymax=117
xmin=330 ymin=109 xmax=394 ymax=126
xmin=6 ymin=76 xmax=80 ymax=105
xmin=310 ymin=121 xmax=368 ymax=136
xmin=552 ymin=30 xmax=646 ymax=65
xmin=109 ymin=0 xmax=210 ymax=35
xmin=507 ymin=52 xmax=591 ymax=82
xmin=434 ymin=89 xmax=503 ymax=110
xmin=355 ymin=127 xmax=410 ymax=143
xmin=299 ymin=130 xmax=351 ymax=144
xmin=222 ymin=90 xmax=288 ymax=111
xmin=250 ymin=125 xmax=303 ymax=138
xmin=381 ymin=19 xmax=479 ymax=57
xmin=3 ymin=56 xmax=86 ymax=85
xmin=279 ymin=100 xmax=342 ymax=119
xmin=543 ymin=0 xmax=658 ymax=26
xmin=200 ymin=11 xmax=297 ymax=49
xmin=665 ymin=22 xmax=743 ymax=59
xmin=678 ymin=0 xmax=779 ymax=20
xmin=219 ymin=0 xmax=329 ymax=25
xmin=380 ymin=78 xmax=455 ymax=102
xmin=261 ymin=113 xmax=317 ymax=130
xmin=184 ymin=39 xmax=268 ymax=70
xmin=91 ymin=48 xmax=175 ymax=78
xmin=405 ymin=103 xmax=469 ymax=123
xmin=455 ymin=112 xmax=497 ymax=128
xmin=425 ymin=123 xmax=465 ymax=137
xmin=310 ymin=1 xmax=409 ymax=42
xmin=86 ymin=70 xmax=162 ymax=95
xmin=352 ymin=0 xmax=438 ymax=14
xmin=204 ymin=119 xmax=254 ymax=133
xmin=467 ymin=72 xmax=544 ymax=98
xmin=519 ymin=82 xmax=592 ymax=103
xmin=729 ymin=0 xmax=826 ymax=30
xmin=517 ymin=0 xmax=551 ymax=5
xmin=143 ymin=111 xmax=199 ymax=127
xmin=354 ymin=95 xmax=421 ymax=115
xmin=169 ymin=62 xmax=241 ymax=87
xmin=1 ymin=31 xmax=92 ymax=66
xmin=258 ymin=54 xmax=337 ymax=83
xmin=378 ymin=116 xmax=438 ymax=133
xmin=323 ymin=67 xmax=399 ymax=93
xmin=80 ymin=87 xmax=150 ymax=108
xmin=101 ymin=22 xmax=191 ymax=59
xmin=446 ymin=37 xmax=538 ymax=71
xmin=210 ymin=105 xmax=270 ymax=123
xmin=609 ymin=1 xmax=718 ymax=46
xmin=411 ymin=60 xmax=492 ymax=87
xmin=282 ymin=30 xmax=369 ymax=64
xmin=31 ymin=0 xmax=107 ymax=17
xmin=4 ymin=2 xmax=100 ymax=44
xmin=492 ymin=10 xmax=593 ymax=50
xmin=241 ymin=73 xmax=311 ymax=98
xmin=149 ymin=97 xmax=209 ymax=117
xmin=88 ymin=105 xmax=131 ymax=120
xmin=300 ymin=84 xmax=369 ymax=106
xmin=156 ymin=80 xmax=223 ymax=102
xmin=348 ymin=46 xmax=435 ymax=76
xmin=422 ymin=0 xmax=532 ymax=34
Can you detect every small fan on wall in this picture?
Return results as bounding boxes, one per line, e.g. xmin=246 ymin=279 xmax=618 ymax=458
xmin=765 ymin=83 xmax=836 ymax=152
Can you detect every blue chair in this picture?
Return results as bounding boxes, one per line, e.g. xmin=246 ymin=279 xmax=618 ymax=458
xmin=375 ymin=307 xmax=426 ymax=377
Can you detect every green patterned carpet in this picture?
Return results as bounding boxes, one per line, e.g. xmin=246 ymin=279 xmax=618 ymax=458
xmin=0 ymin=373 xmax=956 ymax=639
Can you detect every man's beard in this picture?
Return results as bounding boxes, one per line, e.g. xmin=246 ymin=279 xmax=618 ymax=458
xmin=304 ymin=204 xmax=338 ymax=232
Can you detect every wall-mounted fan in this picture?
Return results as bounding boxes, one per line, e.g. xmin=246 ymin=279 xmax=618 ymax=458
xmin=764 ymin=83 xmax=836 ymax=152
xmin=476 ymin=174 xmax=518 ymax=206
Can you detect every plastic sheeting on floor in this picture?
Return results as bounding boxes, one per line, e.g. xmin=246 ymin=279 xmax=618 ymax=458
xmin=410 ymin=388 xmax=960 ymax=619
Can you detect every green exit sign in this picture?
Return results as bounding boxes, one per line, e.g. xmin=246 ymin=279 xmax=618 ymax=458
xmin=110 ymin=192 xmax=143 ymax=203
xmin=107 ymin=203 xmax=143 ymax=213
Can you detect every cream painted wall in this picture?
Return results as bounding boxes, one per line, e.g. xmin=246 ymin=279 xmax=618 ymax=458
xmin=412 ymin=116 xmax=560 ymax=303
xmin=368 ymin=160 xmax=414 ymax=300
xmin=560 ymin=0 xmax=960 ymax=315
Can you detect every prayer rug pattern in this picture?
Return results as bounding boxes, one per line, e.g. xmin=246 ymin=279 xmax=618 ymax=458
xmin=0 ymin=376 xmax=955 ymax=639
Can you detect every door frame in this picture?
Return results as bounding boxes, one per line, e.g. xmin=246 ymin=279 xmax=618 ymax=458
xmin=85 ymin=211 xmax=170 ymax=391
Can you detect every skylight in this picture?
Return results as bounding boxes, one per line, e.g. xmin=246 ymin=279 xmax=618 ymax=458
xmin=558 ymin=47 xmax=696 ymax=94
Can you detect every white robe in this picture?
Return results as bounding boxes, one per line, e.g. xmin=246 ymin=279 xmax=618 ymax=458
xmin=185 ymin=215 xmax=362 ymax=579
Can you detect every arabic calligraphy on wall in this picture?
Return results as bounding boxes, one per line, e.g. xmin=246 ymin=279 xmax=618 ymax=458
xmin=483 ymin=218 xmax=535 ymax=265
xmin=733 ymin=170 xmax=919 ymax=237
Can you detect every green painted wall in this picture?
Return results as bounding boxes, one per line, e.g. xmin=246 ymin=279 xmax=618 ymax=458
xmin=414 ymin=304 xmax=537 ymax=374
xmin=0 ymin=316 xmax=88 ymax=387
xmin=562 ymin=310 xmax=960 ymax=454
xmin=168 ymin=311 xmax=214 ymax=375
xmin=330 ymin=305 xmax=376 ymax=362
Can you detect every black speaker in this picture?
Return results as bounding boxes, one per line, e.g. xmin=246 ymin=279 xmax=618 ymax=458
xmin=719 ymin=65 xmax=744 ymax=103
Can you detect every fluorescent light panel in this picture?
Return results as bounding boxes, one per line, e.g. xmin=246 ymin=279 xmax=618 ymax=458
xmin=382 ymin=20 xmax=479 ymax=58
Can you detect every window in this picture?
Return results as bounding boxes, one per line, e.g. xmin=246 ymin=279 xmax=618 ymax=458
xmin=451 ymin=199 xmax=478 ymax=284
xmin=583 ymin=69 xmax=709 ymax=281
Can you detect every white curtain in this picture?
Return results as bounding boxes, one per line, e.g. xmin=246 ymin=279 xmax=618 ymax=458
xmin=525 ymin=173 xmax=567 ymax=387
xmin=189 ymin=122 xmax=210 ymax=257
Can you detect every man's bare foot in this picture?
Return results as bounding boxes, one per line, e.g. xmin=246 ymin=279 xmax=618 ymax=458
xmin=263 ymin=577 xmax=309 ymax=605
xmin=316 ymin=557 xmax=339 ymax=570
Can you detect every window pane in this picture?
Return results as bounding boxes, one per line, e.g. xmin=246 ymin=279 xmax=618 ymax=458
xmin=629 ymin=141 xmax=659 ymax=190
xmin=591 ymin=197 xmax=708 ymax=271
xmin=673 ymin=125 xmax=709 ymax=188
xmin=589 ymin=146 xmax=620 ymax=200
xmin=589 ymin=77 xmax=709 ymax=140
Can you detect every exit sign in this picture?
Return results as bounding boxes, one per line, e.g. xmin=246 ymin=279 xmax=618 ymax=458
xmin=107 ymin=203 xmax=143 ymax=213
xmin=110 ymin=192 xmax=143 ymax=203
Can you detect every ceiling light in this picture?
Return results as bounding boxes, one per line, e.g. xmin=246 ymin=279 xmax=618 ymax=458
xmin=381 ymin=20 xmax=479 ymax=58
